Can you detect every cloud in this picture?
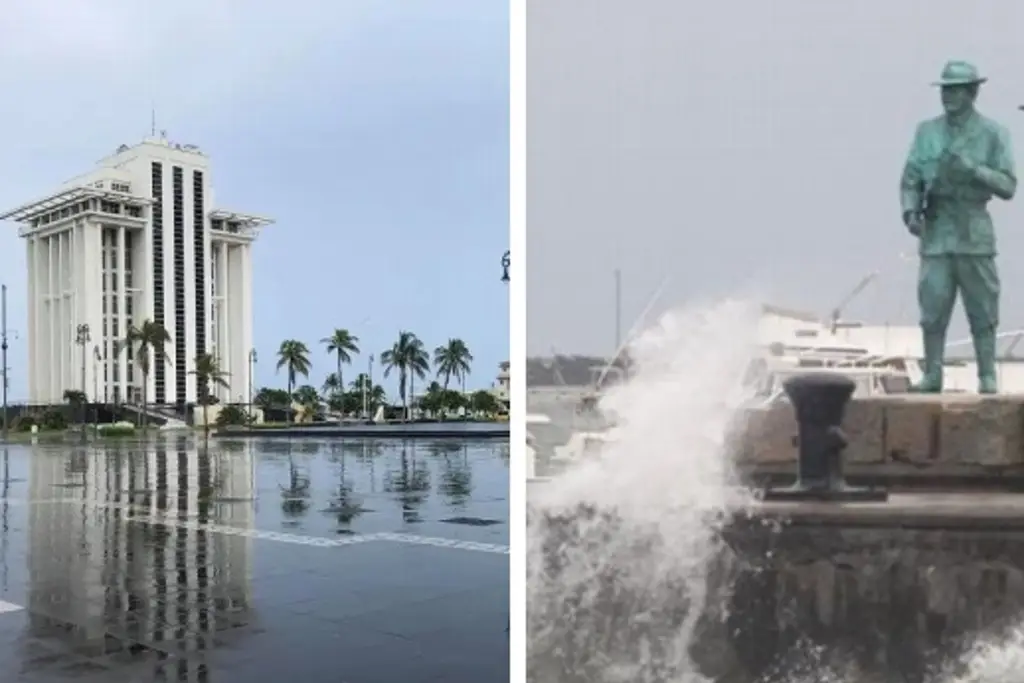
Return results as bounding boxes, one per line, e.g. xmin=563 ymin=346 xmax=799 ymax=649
xmin=0 ymin=0 xmax=379 ymax=123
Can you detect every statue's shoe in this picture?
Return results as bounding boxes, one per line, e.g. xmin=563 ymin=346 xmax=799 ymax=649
xmin=911 ymin=375 xmax=943 ymax=393
xmin=978 ymin=375 xmax=998 ymax=394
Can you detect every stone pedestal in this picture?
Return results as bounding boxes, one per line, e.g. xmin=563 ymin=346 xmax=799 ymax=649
xmin=734 ymin=394 xmax=1024 ymax=488
xmin=528 ymin=495 xmax=1024 ymax=682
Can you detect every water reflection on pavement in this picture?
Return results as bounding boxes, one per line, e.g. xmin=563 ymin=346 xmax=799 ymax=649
xmin=0 ymin=436 xmax=509 ymax=682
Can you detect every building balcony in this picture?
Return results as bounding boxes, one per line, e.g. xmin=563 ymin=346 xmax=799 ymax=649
xmin=209 ymin=209 xmax=274 ymax=243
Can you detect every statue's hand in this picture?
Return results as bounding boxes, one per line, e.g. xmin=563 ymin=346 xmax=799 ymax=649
xmin=942 ymin=149 xmax=978 ymax=176
xmin=903 ymin=210 xmax=923 ymax=237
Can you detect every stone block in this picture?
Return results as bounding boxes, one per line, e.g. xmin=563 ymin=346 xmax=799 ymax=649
xmin=735 ymin=404 xmax=796 ymax=463
xmin=738 ymin=394 xmax=1024 ymax=469
xmin=840 ymin=398 xmax=885 ymax=463
xmin=880 ymin=396 xmax=943 ymax=464
xmin=939 ymin=396 xmax=1024 ymax=466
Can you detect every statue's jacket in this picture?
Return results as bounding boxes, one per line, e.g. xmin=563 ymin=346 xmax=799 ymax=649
xmin=900 ymin=112 xmax=1017 ymax=256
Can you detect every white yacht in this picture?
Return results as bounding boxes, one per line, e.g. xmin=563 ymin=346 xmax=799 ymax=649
xmin=526 ymin=413 xmax=551 ymax=482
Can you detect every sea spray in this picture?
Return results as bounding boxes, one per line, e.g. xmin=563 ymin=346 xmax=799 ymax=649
xmin=527 ymin=299 xmax=762 ymax=682
xmin=938 ymin=624 xmax=1024 ymax=683
xmin=525 ymin=297 xmax=1024 ymax=682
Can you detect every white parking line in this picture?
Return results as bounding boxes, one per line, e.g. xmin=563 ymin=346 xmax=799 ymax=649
xmin=0 ymin=497 xmax=510 ymax=555
xmin=376 ymin=532 xmax=510 ymax=555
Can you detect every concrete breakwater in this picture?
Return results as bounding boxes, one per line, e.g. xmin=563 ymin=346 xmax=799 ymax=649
xmin=217 ymin=421 xmax=510 ymax=439
xmin=735 ymin=394 xmax=1024 ymax=488
xmin=528 ymin=496 xmax=1024 ymax=682
xmin=529 ymin=391 xmax=1024 ymax=681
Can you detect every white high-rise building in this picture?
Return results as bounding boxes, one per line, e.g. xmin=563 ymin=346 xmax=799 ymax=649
xmin=0 ymin=136 xmax=272 ymax=409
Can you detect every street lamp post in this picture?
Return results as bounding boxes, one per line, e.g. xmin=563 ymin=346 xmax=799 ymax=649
xmin=501 ymin=250 xmax=510 ymax=283
xmin=92 ymin=346 xmax=101 ymax=430
xmin=92 ymin=346 xmax=100 ymax=403
xmin=1 ymin=285 xmax=7 ymax=442
xmin=248 ymin=348 xmax=257 ymax=422
xmin=75 ymin=323 xmax=90 ymax=441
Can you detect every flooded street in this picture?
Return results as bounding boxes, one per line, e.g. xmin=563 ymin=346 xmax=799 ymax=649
xmin=0 ymin=436 xmax=509 ymax=682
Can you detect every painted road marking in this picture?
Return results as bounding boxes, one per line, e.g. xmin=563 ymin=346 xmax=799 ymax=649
xmin=0 ymin=497 xmax=510 ymax=555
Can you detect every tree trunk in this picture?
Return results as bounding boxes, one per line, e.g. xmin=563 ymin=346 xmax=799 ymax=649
xmin=287 ymin=371 xmax=294 ymax=424
xmin=337 ymin=355 xmax=343 ymax=417
xmin=141 ymin=370 xmax=148 ymax=430
xmin=409 ymin=375 xmax=415 ymax=422
xmin=400 ymin=371 xmax=408 ymax=422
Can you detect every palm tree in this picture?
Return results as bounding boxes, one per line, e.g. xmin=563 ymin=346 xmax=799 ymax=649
xmin=321 ymin=372 xmax=343 ymax=398
xmin=433 ymin=338 xmax=474 ymax=392
xmin=276 ymin=340 xmax=312 ymax=422
xmin=321 ymin=329 xmax=359 ymax=414
xmin=190 ymin=352 xmax=229 ymax=434
xmin=118 ymin=319 xmax=171 ymax=429
xmin=380 ymin=331 xmax=430 ymax=421
xmin=349 ymin=375 xmax=386 ymax=415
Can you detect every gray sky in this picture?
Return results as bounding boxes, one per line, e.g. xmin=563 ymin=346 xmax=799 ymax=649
xmin=0 ymin=0 xmax=507 ymax=400
xmin=526 ymin=0 xmax=1024 ymax=355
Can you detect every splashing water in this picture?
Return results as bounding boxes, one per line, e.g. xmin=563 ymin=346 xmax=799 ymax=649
xmin=525 ymin=298 xmax=1024 ymax=683
xmin=940 ymin=625 xmax=1024 ymax=683
xmin=527 ymin=299 xmax=761 ymax=682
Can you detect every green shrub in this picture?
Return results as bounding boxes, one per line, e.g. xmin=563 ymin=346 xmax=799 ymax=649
xmin=39 ymin=410 xmax=67 ymax=431
xmin=10 ymin=414 xmax=37 ymax=432
xmin=215 ymin=405 xmax=249 ymax=427
xmin=97 ymin=424 xmax=136 ymax=437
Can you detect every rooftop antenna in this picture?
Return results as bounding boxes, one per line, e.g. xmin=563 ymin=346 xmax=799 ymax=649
xmin=150 ymin=105 xmax=156 ymax=137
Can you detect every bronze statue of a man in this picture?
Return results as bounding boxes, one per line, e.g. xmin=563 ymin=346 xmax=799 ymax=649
xmin=900 ymin=60 xmax=1017 ymax=393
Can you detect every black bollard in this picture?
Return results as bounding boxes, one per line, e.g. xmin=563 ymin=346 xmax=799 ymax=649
xmin=762 ymin=372 xmax=888 ymax=502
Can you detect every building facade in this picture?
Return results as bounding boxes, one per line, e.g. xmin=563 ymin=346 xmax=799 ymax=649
xmin=0 ymin=136 xmax=271 ymax=408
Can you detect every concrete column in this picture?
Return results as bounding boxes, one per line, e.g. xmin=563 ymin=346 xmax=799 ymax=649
xmin=228 ymin=245 xmax=245 ymax=405
xmin=84 ymin=221 xmax=103 ymax=403
xmin=26 ymin=238 xmax=36 ymax=401
xmin=70 ymin=226 xmax=80 ymax=395
xmin=241 ymin=244 xmax=253 ymax=406
xmin=218 ymin=242 xmax=229 ymax=400
xmin=117 ymin=226 xmax=127 ymax=402
xmin=36 ymin=236 xmax=49 ymax=403
xmin=50 ymin=234 xmax=59 ymax=401
xmin=59 ymin=230 xmax=67 ymax=397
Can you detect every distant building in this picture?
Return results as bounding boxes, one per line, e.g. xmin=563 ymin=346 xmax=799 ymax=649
xmin=0 ymin=136 xmax=272 ymax=409
xmin=492 ymin=361 xmax=510 ymax=402
xmin=526 ymin=355 xmax=629 ymax=388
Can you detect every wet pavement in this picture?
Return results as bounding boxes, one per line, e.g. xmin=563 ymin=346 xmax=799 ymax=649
xmin=0 ymin=437 xmax=509 ymax=682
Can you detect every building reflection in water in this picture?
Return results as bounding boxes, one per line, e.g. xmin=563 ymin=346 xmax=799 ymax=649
xmin=26 ymin=437 xmax=256 ymax=678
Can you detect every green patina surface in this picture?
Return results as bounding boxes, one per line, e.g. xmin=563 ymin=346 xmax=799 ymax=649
xmin=899 ymin=60 xmax=1017 ymax=394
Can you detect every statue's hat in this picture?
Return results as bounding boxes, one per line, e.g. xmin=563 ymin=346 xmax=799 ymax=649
xmin=932 ymin=60 xmax=987 ymax=87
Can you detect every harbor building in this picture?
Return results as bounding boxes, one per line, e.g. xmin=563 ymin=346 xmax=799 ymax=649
xmin=0 ymin=136 xmax=272 ymax=411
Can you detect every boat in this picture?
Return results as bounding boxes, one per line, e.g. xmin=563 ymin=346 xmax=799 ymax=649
xmin=526 ymin=413 xmax=552 ymax=481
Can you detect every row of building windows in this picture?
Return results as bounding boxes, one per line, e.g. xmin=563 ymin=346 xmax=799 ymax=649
xmin=34 ymin=198 xmax=143 ymax=227
xmin=210 ymin=219 xmax=246 ymax=234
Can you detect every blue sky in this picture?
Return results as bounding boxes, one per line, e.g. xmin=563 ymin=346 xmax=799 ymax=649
xmin=0 ymin=0 xmax=509 ymax=402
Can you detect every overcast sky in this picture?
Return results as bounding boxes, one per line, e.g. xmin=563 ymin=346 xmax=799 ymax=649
xmin=0 ymin=0 xmax=507 ymax=401
xmin=526 ymin=0 xmax=1024 ymax=356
